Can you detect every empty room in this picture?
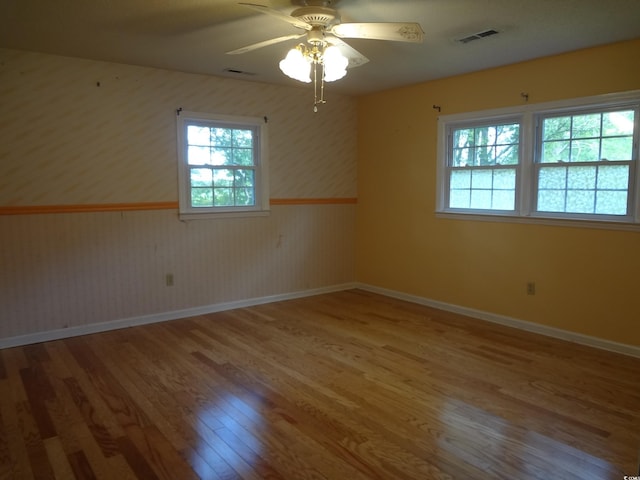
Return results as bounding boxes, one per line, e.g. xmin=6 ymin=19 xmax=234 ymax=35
xmin=1 ymin=0 xmax=639 ymax=478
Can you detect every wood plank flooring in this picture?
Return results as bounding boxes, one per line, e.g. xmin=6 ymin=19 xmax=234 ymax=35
xmin=1 ymin=289 xmax=639 ymax=479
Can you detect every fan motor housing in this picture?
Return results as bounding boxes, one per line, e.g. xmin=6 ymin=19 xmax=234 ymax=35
xmin=291 ymin=6 xmax=338 ymax=27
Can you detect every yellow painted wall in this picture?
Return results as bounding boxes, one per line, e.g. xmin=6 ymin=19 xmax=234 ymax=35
xmin=356 ymin=39 xmax=640 ymax=346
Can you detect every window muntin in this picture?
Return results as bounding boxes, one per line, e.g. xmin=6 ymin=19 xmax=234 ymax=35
xmin=447 ymin=121 xmax=520 ymax=211
xmin=535 ymin=108 xmax=635 ymax=217
xmin=177 ymin=112 xmax=269 ymax=218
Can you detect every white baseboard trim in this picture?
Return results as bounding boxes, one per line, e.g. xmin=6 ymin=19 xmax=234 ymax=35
xmin=4 ymin=282 xmax=638 ymax=359
xmin=0 ymin=282 xmax=358 ymax=350
xmin=356 ymin=283 xmax=640 ymax=359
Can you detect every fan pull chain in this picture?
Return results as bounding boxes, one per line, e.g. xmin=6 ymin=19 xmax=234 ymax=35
xmin=312 ymin=58 xmax=326 ymax=113
xmin=313 ymin=62 xmax=319 ymax=112
xmin=320 ymin=63 xmax=326 ymax=109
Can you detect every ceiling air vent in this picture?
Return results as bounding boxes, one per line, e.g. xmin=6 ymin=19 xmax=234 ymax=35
xmin=456 ymin=29 xmax=499 ymax=44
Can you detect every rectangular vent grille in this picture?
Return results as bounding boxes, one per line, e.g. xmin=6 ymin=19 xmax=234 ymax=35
xmin=456 ymin=29 xmax=499 ymax=44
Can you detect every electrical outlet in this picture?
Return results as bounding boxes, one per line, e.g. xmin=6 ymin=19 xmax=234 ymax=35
xmin=166 ymin=273 xmax=174 ymax=287
xmin=526 ymin=281 xmax=536 ymax=295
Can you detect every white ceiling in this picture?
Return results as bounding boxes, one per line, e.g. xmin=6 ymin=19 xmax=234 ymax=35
xmin=2 ymin=0 xmax=640 ymax=96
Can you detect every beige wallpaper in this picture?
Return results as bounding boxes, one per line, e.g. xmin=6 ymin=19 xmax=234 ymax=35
xmin=0 ymin=48 xmax=357 ymax=204
xmin=0 ymin=48 xmax=357 ymax=342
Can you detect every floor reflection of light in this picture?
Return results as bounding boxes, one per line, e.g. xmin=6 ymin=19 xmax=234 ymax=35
xmin=437 ymin=399 xmax=617 ymax=479
xmin=194 ymin=393 xmax=266 ymax=477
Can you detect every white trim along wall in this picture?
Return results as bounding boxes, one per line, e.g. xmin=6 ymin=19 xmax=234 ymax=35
xmin=2 ymin=282 xmax=638 ymax=359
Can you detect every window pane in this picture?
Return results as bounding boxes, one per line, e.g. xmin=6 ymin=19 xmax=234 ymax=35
xmin=190 ymin=168 xmax=212 ymax=187
xmin=537 ymin=164 xmax=630 ymax=216
xmin=540 ymin=110 xmax=633 ymax=164
xmin=475 ymin=146 xmax=495 ymax=165
xmin=449 ymin=168 xmax=515 ymax=210
xmin=213 ymin=169 xmax=233 ymax=187
xmin=214 ymin=188 xmax=234 ymax=206
xmin=492 ymin=169 xmax=516 ymax=210
xmin=471 ymin=169 xmax=492 ymax=189
xmin=454 ymin=128 xmax=475 ymax=148
xmin=543 ymin=116 xmax=571 ymax=141
xmin=211 ymin=148 xmax=232 ymax=165
xmin=570 ymin=139 xmax=599 ymax=162
xmin=496 ymin=124 xmax=520 ymax=144
xmin=187 ymin=146 xmax=210 ymax=165
xmin=449 ymin=190 xmax=470 ymax=209
xmin=601 ymin=137 xmax=633 ymax=160
xmin=567 ymin=166 xmax=596 ymax=189
xmin=235 ymin=169 xmax=255 ymax=187
xmin=597 ymin=165 xmax=629 ymax=189
xmin=603 ymin=110 xmax=634 ymax=136
xmin=474 ymin=126 xmax=496 ymax=146
xmin=496 ymin=144 xmax=518 ymax=165
xmin=595 ymin=191 xmax=627 ymax=215
xmin=233 ymin=148 xmax=254 ymax=166
xmin=542 ymin=141 xmax=570 ymax=163
xmin=232 ymin=129 xmax=253 ymax=148
xmin=493 ymin=169 xmax=516 ymax=190
xmin=453 ymin=148 xmax=472 ymax=166
xmin=191 ymin=188 xmax=213 ymax=207
xmin=452 ymin=122 xmax=519 ymax=168
xmin=537 ymin=190 xmax=565 ymax=212
xmin=470 ymin=190 xmax=492 ymax=209
xmin=211 ymin=128 xmax=232 ymax=146
xmin=236 ymin=188 xmax=255 ymax=206
xmin=493 ymin=190 xmax=515 ymax=210
xmin=450 ymin=170 xmax=471 ymax=189
xmin=566 ymin=190 xmax=595 ymax=213
xmin=539 ymin=166 xmax=566 ymax=189
xmin=572 ymin=113 xmax=601 ymax=138
xmin=187 ymin=126 xmax=211 ymax=145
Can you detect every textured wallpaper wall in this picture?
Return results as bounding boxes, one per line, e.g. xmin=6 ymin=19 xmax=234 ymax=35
xmin=0 ymin=48 xmax=357 ymax=204
xmin=0 ymin=48 xmax=357 ymax=343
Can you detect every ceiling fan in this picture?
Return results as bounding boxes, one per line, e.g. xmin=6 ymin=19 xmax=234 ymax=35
xmin=226 ymin=0 xmax=424 ymax=110
xmin=227 ymin=0 xmax=424 ymax=62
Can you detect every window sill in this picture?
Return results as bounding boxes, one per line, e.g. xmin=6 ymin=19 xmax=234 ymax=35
xmin=179 ymin=209 xmax=270 ymax=221
xmin=435 ymin=211 xmax=640 ymax=232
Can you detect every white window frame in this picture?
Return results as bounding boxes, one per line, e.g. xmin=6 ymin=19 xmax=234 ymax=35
xmin=441 ymin=115 xmax=524 ymax=215
xmin=436 ymin=90 xmax=640 ymax=231
xmin=176 ymin=111 xmax=270 ymax=220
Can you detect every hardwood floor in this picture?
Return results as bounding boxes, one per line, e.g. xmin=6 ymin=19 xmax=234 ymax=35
xmin=1 ymin=289 xmax=638 ymax=479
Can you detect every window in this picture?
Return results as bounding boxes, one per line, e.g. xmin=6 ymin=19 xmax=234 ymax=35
xmin=536 ymin=109 xmax=634 ymax=216
xmin=437 ymin=91 xmax=640 ymax=227
xmin=177 ymin=111 xmax=269 ymax=219
xmin=448 ymin=120 xmax=520 ymax=211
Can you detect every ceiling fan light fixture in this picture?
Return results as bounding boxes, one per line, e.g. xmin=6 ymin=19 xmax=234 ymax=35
xmin=279 ymin=46 xmax=312 ymax=83
xmin=233 ymin=2 xmax=423 ymax=111
xmin=278 ymin=41 xmax=348 ymax=110
xmin=322 ymin=45 xmax=348 ymax=82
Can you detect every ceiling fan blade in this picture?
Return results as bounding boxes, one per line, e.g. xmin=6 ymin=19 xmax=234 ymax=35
xmin=239 ymin=2 xmax=312 ymax=31
xmin=331 ymin=22 xmax=425 ymax=43
xmin=226 ymin=33 xmax=306 ymax=54
xmin=326 ymin=37 xmax=370 ymax=69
